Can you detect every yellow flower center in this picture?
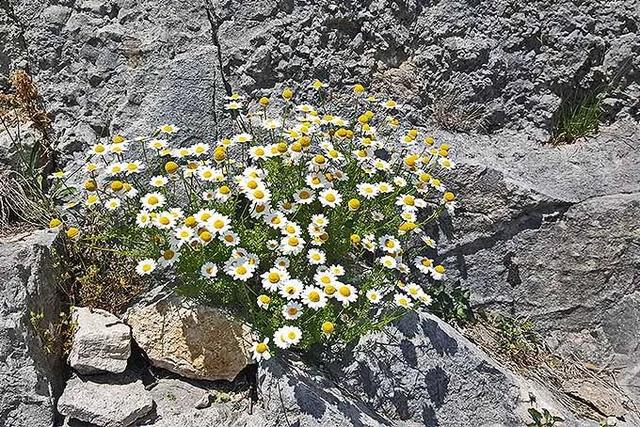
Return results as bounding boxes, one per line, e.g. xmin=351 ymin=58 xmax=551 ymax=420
xmin=268 ymin=272 xmax=280 ymax=283
xmin=259 ymin=295 xmax=270 ymax=304
xmin=256 ymin=343 xmax=268 ymax=353
xmin=309 ymin=291 xmax=320 ymax=302
xmin=322 ymin=321 xmax=334 ymax=334
xmin=339 ymin=286 xmax=351 ymax=297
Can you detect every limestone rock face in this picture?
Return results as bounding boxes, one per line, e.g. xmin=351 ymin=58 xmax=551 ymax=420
xmin=69 ymin=307 xmax=131 ymax=374
xmin=57 ymin=374 xmax=153 ymax=427
xmin=126 ymin=293 xmax=253 ymax=381
xmin=0 ymin=231 xmax=63 ymax=427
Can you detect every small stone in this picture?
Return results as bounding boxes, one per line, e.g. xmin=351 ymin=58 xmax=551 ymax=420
xmin=68 ymin=307 xmax=131 ymax=374
xmin=57 ymin=374 xmax=153 ymax=427
xmin=194 ymin=392 xmax=213 ymax=409
xmin=126 ymin=293 xmax=253 ymax=381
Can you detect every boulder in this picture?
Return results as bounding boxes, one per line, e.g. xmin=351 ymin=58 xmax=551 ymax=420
xmin=126 ymin=292 xmax=253 ymax=381
xmin=325 ymin=312 xmax=571 ymax=426
xmin=57 ymin=374 xmax=153 ymax=427
xmin=257 ymin=355 xmax=392 ymax=427
xmin=68 ymin=307 xmax=131 ymax=374
xmin=143 ymin=378 xmax=266 ymax=426
xmin=0 ymin=230 xmax=63 ymax=427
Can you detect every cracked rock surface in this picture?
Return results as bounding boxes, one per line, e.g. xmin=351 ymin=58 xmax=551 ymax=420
xmin=68 ymin=307 xmax=131 ymax=375
xmin=1 ymin=0 xmax=639 ymax=425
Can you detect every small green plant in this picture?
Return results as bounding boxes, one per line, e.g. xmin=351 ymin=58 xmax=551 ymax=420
xmin=551 ymin=92 xmax=602 ymax=145
xmin=0 ymin=70 xmax=59 ymax=227
xmin=527 ymin=407 xmax=563 ymax=426
xmin=489 ymin=313 xmax=540 ymax=363
xmin=29 ymin=310 xmax=73 ymax=355
xmin=428 ymin=281 xmax=474 ymax=325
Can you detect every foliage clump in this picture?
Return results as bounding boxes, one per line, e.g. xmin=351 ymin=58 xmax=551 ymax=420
xmin=47 ymin=81 xmax=462 ymax=360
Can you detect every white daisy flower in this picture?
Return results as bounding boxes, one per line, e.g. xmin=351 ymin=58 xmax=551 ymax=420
xmin=150 ymin=175 xmax=169 ymax=187
xmin=125 ymin=161 xmax=144 ymax=175
xmin=438 ymin=157 xmax=456 ymax=170
xmin=334 ymin=283 xmax=358 ymax=306
xmin=357 ymin=183 xmax=379 ymax=199
xmin=282 ymin=302 xmax=303 ymax=320
xmin=89 ymin=143 xmax=109 ymax=156
xmin=293 ymin=188 xmax=315 ymax=204
xmin=225 ymin=258 xmax=255 ymax=281
xmin=251 ymin=338 xmax=272 ymax=361
xmin=106 ymin=162 xmax=125 ymax=175
xmin=431 ymin=265 xmax=446 ymax=280
xmin=158 ymin=248 xmax=179 ymax=267
xmin=105 ymin=198 xmax=121 ymax=211
xmin=257 ymin=294 xmax=271 ymax=309
xmin=301 ymin=286 xmax=327 ymax=310
xmin=279 ymin=235 xmax=305 ymax=256
xmin=200 ymin=262 xmax=218 ymax=279
xmin=154 ymin=211 xmax=176 ymax=230
xmin=220 ymin=230 xmax=239 ymax=247
xmin=318 ymin=188 xmax=342 ymax=208
xmin=415 ymin=257 xmax=434 ymax=274
xmin=140 ymin=192 xmax=166 ymax=211
xmin=233 ymin=133 xmax=253 ymax=144
xmin=274 ymin=326 xmax=302 ymax=349
xmin=279 ymin=279 xmax=303 ymax=300
xmin=136 ymin=210 xmax=152 ymax=228
xmin=379 ymin=235 xmax=401 ymax=254
xmin=307 ymin=249 xmax=326 ymax=265
xmin=378 ymin=255 xmax=397 ymax=269
xmin=261 ymin=268 xmax=290 ymax=292
xmin=366 ymin=289 xmax=383 ymax=304
xmin=148 ymin=139 xmax=167 ymax=150
xmin=191 ymin=143 xmax=210 ymax=157
xmin=394 ymin=293 xmax=413 ymax=309
xmin=158 ymin=124 xmax=179 ymax=134
xmin=135 ymin=259 xmax=156 ymax=276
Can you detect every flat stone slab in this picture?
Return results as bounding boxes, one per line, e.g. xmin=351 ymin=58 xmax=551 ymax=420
xmin=69 ymin=307 xmax=131 ymax=374
xmin=57 ymin=374 xmax=153 ymax=427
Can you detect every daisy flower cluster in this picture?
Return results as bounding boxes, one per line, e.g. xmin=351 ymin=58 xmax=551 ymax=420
xmin=48 ymin=81 xmax=459 ymax=362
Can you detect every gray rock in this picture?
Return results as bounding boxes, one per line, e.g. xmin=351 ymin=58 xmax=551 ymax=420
xmin=0 ymin=230 xmax=63 ymax=427
xmin=439 ymin=150 xmax=640 ymax=407
xmin=257 ymin=355 xmax=392 ymax=427
xmin=57 ymin=374 xmax=153 ymax=427
xmin=325 ymin=312 xmax=561 ymax=426
xmin=142 ymin=378 xmax=262 ymax=426
xmin=68 ymin=307 xmax=131 ymax=375
xmin=3 ymin=0 xmax=640 ymax=423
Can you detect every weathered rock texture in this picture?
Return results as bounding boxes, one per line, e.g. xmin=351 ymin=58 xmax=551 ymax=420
xmin=142 ymin=378 xmax=266 ymax=427
xmin=126 ymin=293 xmax=253 ymax=381
xmin=0 ymin=230 xmax=63 ymax=427
xmin=1 ymin=0 xmax=639 ymax=423
xmin=57 ymin=374 xmax=153 ymax=427
xmin=68 ymin=307 xmax=131 ymax=374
